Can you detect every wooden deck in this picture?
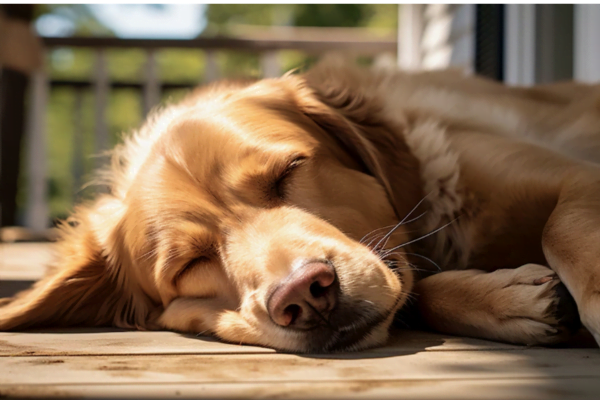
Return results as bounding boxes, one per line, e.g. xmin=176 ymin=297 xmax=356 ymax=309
xmin=1 ymin=242 xmax=600 ymax=399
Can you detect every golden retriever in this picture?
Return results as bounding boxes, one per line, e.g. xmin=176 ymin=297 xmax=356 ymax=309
xmin=2 ymin=60 xmax=600 ymax=352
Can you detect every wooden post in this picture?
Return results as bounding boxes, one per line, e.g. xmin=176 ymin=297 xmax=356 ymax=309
xmin=144 ymin=49 xmax=160 ymax=115
xmin=72 ymin=88 xmax=84 ymax=201
xmin=261 ymin=51 xmax=280 ymax=78
xmin=24 ymin=69 xmax=49 ymax=231
xmin=205 ymin=50 xmax=219 ymax=83
xmin=0 ymin=4 xmax=38 ymax=228
xmin=94 ymin=49 xmax=109 ymax=168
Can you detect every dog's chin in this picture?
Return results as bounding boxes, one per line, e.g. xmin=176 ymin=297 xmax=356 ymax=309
xmin=277 ymin=292 xmax=403 ymax=354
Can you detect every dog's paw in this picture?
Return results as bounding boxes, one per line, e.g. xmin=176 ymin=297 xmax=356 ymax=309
xmin=489 ymin=264 xmax=580 ymax=346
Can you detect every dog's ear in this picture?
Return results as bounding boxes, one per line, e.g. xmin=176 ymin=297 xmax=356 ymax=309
xmin=286 ymin=70 xmax=422 ymax=220
xmin=0 ymin=197 xmax=155 ymax=331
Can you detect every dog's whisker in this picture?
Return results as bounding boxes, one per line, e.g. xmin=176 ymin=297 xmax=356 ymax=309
xmin=380 ymin=250 xmax=441 ymax=272
xmin=382 ymin=217 xmax=460 ymax=255
xmin=376 ymin=211 xmax=429 ymax=252
xmin=403 ymin=252 xmax=442 ymax=271
xmin=360 ymin=224 xmax=397 ymax=244
xmin=372 ymin=193 xmax=432 ymax=252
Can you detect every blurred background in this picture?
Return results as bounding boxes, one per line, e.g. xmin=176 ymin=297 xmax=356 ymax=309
xmin=1 ymin=4 xmax=599 ymax=240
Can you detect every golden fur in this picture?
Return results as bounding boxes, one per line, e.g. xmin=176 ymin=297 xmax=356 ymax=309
xmin=2 ymin=60 xmax=600 ymax=351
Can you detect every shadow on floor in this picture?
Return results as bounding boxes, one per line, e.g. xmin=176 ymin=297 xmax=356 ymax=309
xmin=0 ymin=279 xmax=34 ymax=298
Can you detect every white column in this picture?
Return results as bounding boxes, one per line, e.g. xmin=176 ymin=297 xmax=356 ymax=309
xmin=574 ymin=5 xmax=600 ymax=83
xmin=504 ymin=4 xmax=536 ymax=86
xmin=398 ymin=4 xmax=423 ymax=70
xmin=24 ymin=69 xmax=49 ymax=230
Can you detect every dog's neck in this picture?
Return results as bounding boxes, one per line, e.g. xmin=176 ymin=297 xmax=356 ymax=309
xmin=397 ymin=117 xmax=473 ymax=270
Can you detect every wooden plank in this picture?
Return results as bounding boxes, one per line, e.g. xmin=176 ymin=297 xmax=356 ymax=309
xmin=49 ymin=80 xmax=197 ymax=90
xmin=0 ymin=242 xmax=53 ymax=280
xmin=0 ymin=329 xmax=520 ymax=357
xmin=41 ymin=37 xmax=397 ymax=55
xmin=0 ymin=330 xmax=273 ymax=356
xmin=0 ymin=329 xmax=518 ymax=356
xmin=1 ymin=348 xmax=599 ymax=386
xmin=1 ymin=378 xmax=600 ymax=399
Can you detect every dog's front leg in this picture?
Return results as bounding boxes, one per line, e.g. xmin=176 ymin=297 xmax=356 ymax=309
xmin=412 ymin=264 xmax=580 ymax=345
xmin=542 ymin=171 xmax=600 ymax=345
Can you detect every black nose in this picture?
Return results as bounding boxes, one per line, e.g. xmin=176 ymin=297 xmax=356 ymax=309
xmin=267 ymin=261 xmax=338 ymax=329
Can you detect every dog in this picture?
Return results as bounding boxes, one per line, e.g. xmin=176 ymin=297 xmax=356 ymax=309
xmin=2 ymin=60 xmax=600 ymax=352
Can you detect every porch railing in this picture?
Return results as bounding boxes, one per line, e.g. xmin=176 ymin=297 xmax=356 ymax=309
xmin=25 ymin=32 xmax=398 ymax=230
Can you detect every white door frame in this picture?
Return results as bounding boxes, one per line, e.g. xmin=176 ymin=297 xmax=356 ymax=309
xmin=574 ymin=4 xmax=600 ymax=83
xmin=504 ymin=4 xmax=536 ymax=86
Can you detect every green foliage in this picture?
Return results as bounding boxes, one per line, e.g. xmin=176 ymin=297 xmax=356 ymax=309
xmin=106 ymin=49 xmax=147 ymax=81
xmin=204 ymin=4 xmax=397 ymax=31
xmin=157 ymin=49 xmax=206 ymax=82
xmin=293 ymin=4 xmax=368 ymax=27
xmin=204 ymin=5 xmax=285 ymax=34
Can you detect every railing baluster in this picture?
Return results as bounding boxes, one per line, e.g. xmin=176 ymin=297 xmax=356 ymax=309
xmin=144 ymin=49 xmax=160 ymax=115
xmin=261 ymin=51 xmax=280 ymax=78
xmin=72 ymin=88 xmax=84 ymax=202
xmin=205 ymin=50 xmax=219 ymax=83
xmin=28 ymin=33 xmax=399 ymax=231
xmin=94 ymin=49 xmax=108 ymax=169
xmin=24 ymin=69 xmax=49 ymax=231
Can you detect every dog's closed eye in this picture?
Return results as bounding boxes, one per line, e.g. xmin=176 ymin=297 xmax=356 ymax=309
xmin=175 ymin=255 xmax=214 ymax=283
xmin=273 ymin=156 xmax=307 ymax=199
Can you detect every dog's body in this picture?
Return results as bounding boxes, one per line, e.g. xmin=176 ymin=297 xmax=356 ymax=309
xmin=2 ymin=62 xmax=600 ymax=351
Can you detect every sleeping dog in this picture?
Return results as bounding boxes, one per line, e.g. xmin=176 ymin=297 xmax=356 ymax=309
xmin=2 ymin=60 xmax=599 ymax=352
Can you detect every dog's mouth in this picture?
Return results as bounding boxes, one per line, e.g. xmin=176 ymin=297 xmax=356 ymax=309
xmin=311 ymin=254 xmax=406 ymax=353
xmin=285 ymin=292 xmax=402 ymax=353
xmin=325 ymin=297 xmax=401 ymax=352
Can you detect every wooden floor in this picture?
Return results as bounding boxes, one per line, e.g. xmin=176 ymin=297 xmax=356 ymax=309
xmin=1 ymin=242 xmax=600 ymax=399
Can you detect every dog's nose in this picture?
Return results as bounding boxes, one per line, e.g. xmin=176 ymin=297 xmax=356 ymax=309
xmin=267 ymin=261 xmax=338 ymax=328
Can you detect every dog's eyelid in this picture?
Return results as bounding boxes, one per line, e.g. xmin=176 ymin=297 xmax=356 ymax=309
xmin=276 ymin=155 xmax=307 ymax=183
xmin=274 ymin=155 xmax=308 ymax=196
xmin=287 ymin=154 xmax=308 ymax=168
xmin=174 ymin=253 xmax=216 ymax=283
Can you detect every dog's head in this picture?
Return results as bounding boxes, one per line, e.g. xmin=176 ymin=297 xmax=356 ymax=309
xmin=1 ymin=66 xmax=423 ymax=352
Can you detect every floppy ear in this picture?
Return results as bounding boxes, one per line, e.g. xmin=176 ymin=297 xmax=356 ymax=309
xmin=287 ymin=69 xmax=423 ymax=220
xmin=0 ymin=197 xmax=155 ymax=331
